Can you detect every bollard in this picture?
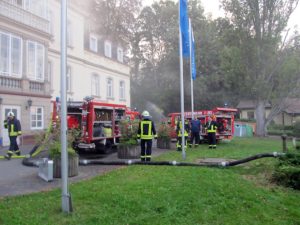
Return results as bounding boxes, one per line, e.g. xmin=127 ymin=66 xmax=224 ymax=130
xmin=281 ymin=134 xmax=287 ymax=152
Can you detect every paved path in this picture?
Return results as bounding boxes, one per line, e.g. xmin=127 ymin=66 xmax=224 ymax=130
xmin=0 ymin=143 xmax=170 ymax=197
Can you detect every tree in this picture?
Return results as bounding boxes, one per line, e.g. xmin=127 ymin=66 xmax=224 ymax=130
xmin=89 ymin=0 xmax=142 ymax=45
xmin=130 ymin=0 xmax=229 ymax=115
xmin=220 ymin=0 xmax=300 ymax=136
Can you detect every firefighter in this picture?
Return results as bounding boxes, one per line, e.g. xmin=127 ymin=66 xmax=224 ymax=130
xmin=205 ymin=115 xmax=218 ymax=149
xmin=176 ymin=117 xmax=189 ymax=151
xmin=4 ymin=111 xmax=22 ymax=159
xmin=137 ymin=111 xmax=157 ymax=161
xmin=189 ymin=117 xmax=201 ymax=148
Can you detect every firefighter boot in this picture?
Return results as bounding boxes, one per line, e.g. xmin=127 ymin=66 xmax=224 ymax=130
xmin=14 ymin=150 xmax=21 ymax=156
xmin=4 ymin=151 xmax=13 ymax=160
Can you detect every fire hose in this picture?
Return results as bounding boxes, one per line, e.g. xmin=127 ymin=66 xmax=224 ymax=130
xmin=79 ymin=152 xmax=285 ymax=167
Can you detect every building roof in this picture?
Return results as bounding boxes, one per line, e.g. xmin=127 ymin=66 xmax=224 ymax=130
xmin=237 ymin=98 xmax=300 ymax=114
xmin=282 ymin=98 xmax=300 ymax=114
xmin=236 ymin=100 xmax=271 ymax=109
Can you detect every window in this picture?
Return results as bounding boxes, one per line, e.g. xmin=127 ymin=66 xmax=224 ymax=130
xmin=12 ymin=0 xmax=23 ymax=7
xmin=30 ymin=106 xmax=44 ymax=130
xmin=24 ymin=0 xmax=48 ymax=18
xmin=117 ymin=47 xmax=123 ymax=63
xmin=0 ymin=31 xmax=22 ymax=77
xmin=27 ymin=42 xmax=44 ymax=80
xmin=106 ymin=78 xmax=113 ymax=98
xmin=66 ymin=66 xmax=71 ymax=92
xmin=247 ymin=111 xmax=255 ymax=119
xmin=104 ymin=41 xmax=111 ymax=58
xmin=67 ymin=20 xmax=73 ymax=47
xmin=119 ymin=80 xmax=125 ymax=100
xmin=27 ymin=41 xmax=45 ymax=81
xmin=91 ymin=74 xmax=100 ymax=96
xmin=89 ymin=35 xmax=98 ymax=52
xmin=11 ymin=0 xmax=48 ymax=18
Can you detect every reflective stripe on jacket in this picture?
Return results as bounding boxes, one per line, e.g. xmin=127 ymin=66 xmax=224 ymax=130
xmin=137 ymin=119 xmax=157 ymax=140
xmin=177 ymin=121 xmax=189 ymax=137
xmin=4 ymin=118 xmax=22 ymax=137
xmin=205 ymin=121 xmax=217 ymax=133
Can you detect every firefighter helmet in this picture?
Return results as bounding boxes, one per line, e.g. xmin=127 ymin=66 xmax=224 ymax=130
xmin=142 ymin=110 xmax=150 ymax=117
xmin=7 ymin=111 xmax=15 ymax=117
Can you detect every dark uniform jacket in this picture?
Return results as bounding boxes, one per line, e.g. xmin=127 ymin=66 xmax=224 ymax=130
xmin=205 ymin=120 xmax=218 ymax=133
xmin=4 ymin=118 xmax=22 ymax=137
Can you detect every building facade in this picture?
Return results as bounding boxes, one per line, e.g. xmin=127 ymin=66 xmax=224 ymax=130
xmin=0 ymin=0 xmax=130 ymax=146
xmin=0 ymin=0 xmax=51 ymax=146
xmin=237 ymin=99 xmax=300 ymax=126
xmin=48 ymin=0 xmax=130 ymax=105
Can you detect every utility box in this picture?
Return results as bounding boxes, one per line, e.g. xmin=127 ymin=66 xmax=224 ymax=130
xmin=38 ymin=158 xmax=53 ymax=182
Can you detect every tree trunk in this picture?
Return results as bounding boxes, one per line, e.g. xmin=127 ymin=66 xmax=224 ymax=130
xmin=255 ymin=100 xmax=266 ymax=136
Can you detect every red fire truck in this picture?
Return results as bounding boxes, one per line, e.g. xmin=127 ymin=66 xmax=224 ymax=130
xmin=52 ymin=98 xmax=128 ymax=152
xmin=167 ymin=107 xmax=237 ymax=142
xmin=125 ymin=107 xmax=141 ymax=121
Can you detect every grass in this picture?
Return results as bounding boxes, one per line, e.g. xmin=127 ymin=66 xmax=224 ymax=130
xmin=0 ymin=137 xmax=300 ymax=225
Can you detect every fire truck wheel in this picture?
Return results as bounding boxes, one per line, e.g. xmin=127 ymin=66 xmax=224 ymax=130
xmin=95 ymin=141 xmax=113 ymax=154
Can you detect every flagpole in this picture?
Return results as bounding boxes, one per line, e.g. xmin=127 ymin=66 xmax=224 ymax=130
xmin=61 ymin=0 xmax=72 ymax=213
xmin=179 ymin=0 xmax=186 ymax=160
xmin=189 ymin=19 xmax=194 ymax=120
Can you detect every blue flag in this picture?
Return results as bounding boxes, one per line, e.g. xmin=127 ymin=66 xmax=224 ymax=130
xmin=180 ymin=0 xmax=189 ymax=57
xmin=191 ymin=27 xmax=196 ymax=80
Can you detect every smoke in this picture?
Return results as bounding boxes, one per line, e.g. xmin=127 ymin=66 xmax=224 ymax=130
xmin=145 ymin=101 xmax=165 ymax=123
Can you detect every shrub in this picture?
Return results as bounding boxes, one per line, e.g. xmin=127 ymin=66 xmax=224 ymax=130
xmin=157 ymin=122 xmax=172 ymax=141
xmin=292 ymin=121 xmax=300 ymax=138
xmin=49 ymin=141 xmax=77 ymax=159
xmin=48 ymin=121 xmax=80 ymax=157
xmin=272 ymin=152 xmax=300 ymax=190
xmin=267 ymin=130 xmax=293 ymax=136
xmin=267 ymin=124 xmax=293 ymax=131
xmin=119 ymin=119 xmax=139 ymax=146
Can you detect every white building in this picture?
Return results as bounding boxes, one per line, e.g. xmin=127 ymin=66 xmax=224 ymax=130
xmin=48 ymin=0 xmax=130 ymax=105
xmin=0 ymin=0 xmax=131 ymax=146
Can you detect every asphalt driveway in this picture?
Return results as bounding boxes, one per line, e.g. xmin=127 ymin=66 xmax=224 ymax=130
xmin=0 ymin=143 xmax=170 ymax=197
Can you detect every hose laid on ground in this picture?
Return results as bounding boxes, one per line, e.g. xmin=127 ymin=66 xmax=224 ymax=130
xmin=0 ymin=146 xmax=39 ymax=160
xmin=0 ymin=122 xmax=53 ymax=161
xmin=79 ymin=152 xmax=285 ymax=167
xmin=220 ymin=152 xmax=283 ymax=167
xmin=22 ymin=156 xmax=40 ymax=167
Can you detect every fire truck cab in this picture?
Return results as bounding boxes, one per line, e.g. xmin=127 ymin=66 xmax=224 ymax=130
xmin=125 ymin=107 xmax=141 ymax=121
xmin=52 ymin=98 xmax=127 ymax=152
xmin=167 ymin=107 xmax=237 ymax=142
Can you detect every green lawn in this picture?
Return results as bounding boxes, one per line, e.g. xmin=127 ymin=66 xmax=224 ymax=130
xmin=0 ymin=137 xmax=299 ymax=225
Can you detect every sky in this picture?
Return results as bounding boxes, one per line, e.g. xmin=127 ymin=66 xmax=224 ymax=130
xmin=143 ymin=0 xmax=299 ymax=29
